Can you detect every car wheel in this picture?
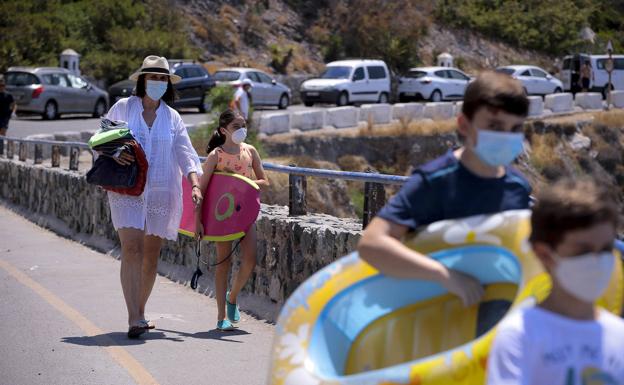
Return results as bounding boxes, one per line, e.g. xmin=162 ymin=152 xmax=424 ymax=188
xmin=554 ymin=87 xmax=562 ymax=94
xmin=278 ymin=94 xmax=289 ymax=110
xmin=337 ymin=91 xmax=349 ymax=106
xmin=43 ymin=101 xmax=58 ymax=120
xmin=199 ymin=95 xmax=211 ymax=113
xmin=93 ymin=99 xmax=107 ymax=118
xmin=304 ymin=101 xmax=314 ymax=107
xmin=378 ymin=92 xmax=389 ymax=104
xmin=430 ymin=90 xmax=442 ymax=102
xmin=398 ymin=94 xmax=408 ymax=103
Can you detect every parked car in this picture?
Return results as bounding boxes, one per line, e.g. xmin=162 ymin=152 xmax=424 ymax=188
xmin=5 ymin=67 xmax=109 ymax=120
xmin=300 ymin=60 xmax=391 ymax=106
xmin=213 ymin=67 xmax=291 ymax=109
xmin=561 ymin=54 xmax=624 ymax=97
xmin=496 ymin=65 xmax=563 ymax=96
xmin=397 ymin=66 xmax=472 ymax=102
xmin=108 ymin=60 xmax=216 ymax=112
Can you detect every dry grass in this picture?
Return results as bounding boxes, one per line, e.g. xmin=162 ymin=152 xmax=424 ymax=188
xmin=261 ymin=156 xmax=357 ymax=218
xmin=594 ymin=109 xmax=624 ymax=129
xmin=358 ymin=118 xmax=457 ymax=137
xmin=527 ymin=133 xmax=567 ymax=180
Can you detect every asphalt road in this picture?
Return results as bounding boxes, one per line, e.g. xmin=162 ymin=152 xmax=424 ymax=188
xmin=7 ymin=105 xmax=314 ymax=139
xmin=0 ymin=204 xmax=275 ymax=385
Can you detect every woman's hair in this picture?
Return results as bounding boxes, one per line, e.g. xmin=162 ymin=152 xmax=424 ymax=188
xmin=206 ymin=109 xmax=239 ymax=155
xmin=135 ymin=74 xmax=177 ymax=105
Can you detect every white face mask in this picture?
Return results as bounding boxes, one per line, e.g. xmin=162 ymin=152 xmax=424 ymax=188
xmin=231 ymin=127 xmax=247 ymax=144
xmin=145 ymin=80 xmax=168 ymax=101
xmin=553 ymin=251 xmax=615 ymax=303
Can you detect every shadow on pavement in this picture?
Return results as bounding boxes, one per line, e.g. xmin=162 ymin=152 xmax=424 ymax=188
xmin=61 ymin=331 xmax=184 ymax=347
xmin=156 ymin=327 xmax=251 ymax=343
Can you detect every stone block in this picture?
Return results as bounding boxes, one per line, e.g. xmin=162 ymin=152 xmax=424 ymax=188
xmin=528 ymin=96 xmax=544 ymax=117
xmin=544 ymin=93 xmax=573 ymax=113
xmin=326 ymin=106 xmax=359 ymax=129
xmin=291 ymin=109 xmax=325 ymax=131
xmin=454 ymin=101 xmax=464 ymax=117
xmin=610 ymin=91 xmax=624 ymax=109
xmin=423 ymin=102 xmax=455 ymax=120
xmin=392 ymin=103 xmax=425 ymax=121
xmin=574 ymin=92 xmax=604 ymax=110
xmin=359 ymin=104 xmax=392 ymax=125
xmin=257 ymin=112 xmax=290 ymax=135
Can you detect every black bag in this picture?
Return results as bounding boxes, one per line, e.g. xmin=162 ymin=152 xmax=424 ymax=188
xmin=86 ymin=149 xmax=138 ymax=188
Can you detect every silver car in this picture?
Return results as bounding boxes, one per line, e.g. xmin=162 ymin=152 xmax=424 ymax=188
xmin=213 ymin=68 xmax=291 ymax=109
xmin=5 ymin=67 xmax=109 ymax=120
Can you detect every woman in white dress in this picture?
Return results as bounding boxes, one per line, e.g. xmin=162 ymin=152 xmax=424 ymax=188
xmin=105 ymin=56 xmax=203 ymax=338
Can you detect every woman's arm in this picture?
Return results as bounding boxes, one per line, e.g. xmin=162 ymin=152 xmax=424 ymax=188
xmin=250 ymin=145 xmax=269 ymax=188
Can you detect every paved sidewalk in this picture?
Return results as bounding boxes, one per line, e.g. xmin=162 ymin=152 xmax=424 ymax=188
xmin=0 ymin=204 xmax=274 ymax=385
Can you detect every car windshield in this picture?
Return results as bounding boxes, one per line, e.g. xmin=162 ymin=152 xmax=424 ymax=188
xmin=406 ymin=70 xmax=427 ymax=79
xmin=320 ymin=66 xmax=351 ymax=79
xmin=496 ymin=68 xmax=515 ymax=75
xmin=213 ymin=71 xmax=241 ymax=81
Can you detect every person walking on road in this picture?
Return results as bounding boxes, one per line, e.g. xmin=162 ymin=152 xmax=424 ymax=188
xmin=0 ymin=77 xmax=17 ymax=138
xmin=231 ymin=79 xmax=252 ymax=120
xmin=105 ymin=55 xmax=204 ymax=338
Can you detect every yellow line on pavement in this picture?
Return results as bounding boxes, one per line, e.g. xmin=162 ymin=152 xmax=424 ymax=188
xmin=0 ymin=258 xmax=159 ymax=385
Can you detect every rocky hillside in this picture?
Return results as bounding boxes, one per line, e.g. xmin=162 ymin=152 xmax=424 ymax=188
xmin=176 ymin=0 xmax=559 ymax=76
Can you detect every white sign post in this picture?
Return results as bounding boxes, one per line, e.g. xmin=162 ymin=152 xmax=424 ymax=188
xmin=606 ymin=40 xmax=614 ymax=109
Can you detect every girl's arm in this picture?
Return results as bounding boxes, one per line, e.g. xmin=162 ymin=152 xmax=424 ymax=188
xmin=250 ymin=145 xmax=269 ymax=188
xmin=194 ymin=151 xmax=218 ymax=238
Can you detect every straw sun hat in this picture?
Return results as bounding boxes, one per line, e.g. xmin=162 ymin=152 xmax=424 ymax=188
xmin=129 ymin=55 xmax=181 ymax=84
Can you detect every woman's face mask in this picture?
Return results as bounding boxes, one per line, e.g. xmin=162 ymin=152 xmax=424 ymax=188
xmin=145 ymin=79 xmax=168 ymax=101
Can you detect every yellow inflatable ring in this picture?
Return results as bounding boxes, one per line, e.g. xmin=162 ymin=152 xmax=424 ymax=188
xmin=269 ymin=210 xmax=623 ymax=385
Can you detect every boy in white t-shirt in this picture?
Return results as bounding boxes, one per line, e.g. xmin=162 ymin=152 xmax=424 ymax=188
xmin=487 ymin=178 xmax=624 ymax=385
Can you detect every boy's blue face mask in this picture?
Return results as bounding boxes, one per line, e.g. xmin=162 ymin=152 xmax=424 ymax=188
xmin=474 ymin=129 xmax=524 ymax=167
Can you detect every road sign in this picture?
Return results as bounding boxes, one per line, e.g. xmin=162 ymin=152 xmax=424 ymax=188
xmin=607 ymin=40 xmax=614 ymax=54
xmin=606 ymin=58 xmax=614 ymax=73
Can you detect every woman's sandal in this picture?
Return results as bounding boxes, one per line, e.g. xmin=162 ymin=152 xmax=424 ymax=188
xmin=139 ymin=319 xmax=156 ymax=329
xmin=127 ymin=324 xmax=148 ymax=339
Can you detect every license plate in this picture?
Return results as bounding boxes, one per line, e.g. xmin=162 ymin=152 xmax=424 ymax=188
xmin=307 ymin=92 xmax=319 ymax=96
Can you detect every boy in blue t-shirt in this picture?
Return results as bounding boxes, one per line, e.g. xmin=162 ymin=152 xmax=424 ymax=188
xmin=358 ymin=71 xmax=531 ymax=307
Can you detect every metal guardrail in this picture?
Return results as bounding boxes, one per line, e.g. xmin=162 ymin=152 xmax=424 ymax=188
xmin=1 ymin=136 xmax=408 ymax=228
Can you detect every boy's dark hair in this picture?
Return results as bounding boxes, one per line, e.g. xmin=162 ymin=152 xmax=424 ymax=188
xmin=135 ymin=74 xmax=177 ymax=106
xmin=461 ymin=71 xmax=529 ymax=120
xmin=530 ymin=178 xmax=619 ymax=248
xmin=206 ymin=109 xmax=239 ymax=155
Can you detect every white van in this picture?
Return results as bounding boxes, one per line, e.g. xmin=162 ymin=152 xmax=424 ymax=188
xmin=300 ymin=60 xmax=391 ymax=106
xmin=561 ymin=54 xmax=624 ymax=96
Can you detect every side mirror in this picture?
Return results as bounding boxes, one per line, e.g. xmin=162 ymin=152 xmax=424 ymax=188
xmin=272 ymin=79 xmax=277 ymax=85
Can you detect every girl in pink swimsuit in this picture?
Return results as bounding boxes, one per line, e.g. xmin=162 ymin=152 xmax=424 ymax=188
xmin=194 ymin=109 xmax=269 ymax=331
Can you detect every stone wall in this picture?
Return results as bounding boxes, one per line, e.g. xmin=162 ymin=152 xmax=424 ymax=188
xmin=0 ymin=159 xmax=361 ymax=306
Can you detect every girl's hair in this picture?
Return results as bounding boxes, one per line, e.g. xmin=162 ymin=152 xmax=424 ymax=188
xmin=135 ymin=74 xmax=177 ymax=105
xmin=206 ymin=109 xmax=239 ymax=154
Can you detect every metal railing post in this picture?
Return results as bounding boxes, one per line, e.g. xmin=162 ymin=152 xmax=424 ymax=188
xmin=18 ymin=142 xmax=27 ymax=162
xmin=288 ymin=164 xmax=307 ymax=216
xmin=51 ymin=145 xmax=60 ymax=168
xmin=362 ymin=169 xmax=386 ymax=229
xmin=34 ymin=144 xmax=43 ymax=164
xmin=0 ymin=137 xmax=4 ymax=156
xmin=6 ymin=140 xmax=14 ymax=159
xmin=69 ymin=146 xmax=80 ymax=171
